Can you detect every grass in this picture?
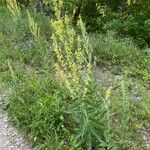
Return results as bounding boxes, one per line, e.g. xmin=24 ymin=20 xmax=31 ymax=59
xmin=90 ymin=32 xmax=150 ymax=83
xmin=0 ymin=5 xmax=150 ymax=150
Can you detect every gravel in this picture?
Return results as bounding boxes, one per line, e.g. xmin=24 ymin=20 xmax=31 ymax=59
xmin=0 ymin=92 xmax=31 ymax=150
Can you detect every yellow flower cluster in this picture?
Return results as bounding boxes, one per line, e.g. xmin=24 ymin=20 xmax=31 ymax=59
xmin=127 ymin=0 xmax=136 ymax=6
xmin=53 ymin=0 xmax=64 ymax=18
xmin=27 ymin=10 xmax=40 ymax=40
xmin=52 ymin=0 xmax=93 ymax=99
xmin=7 ymin=0 xmax=20 ymax=21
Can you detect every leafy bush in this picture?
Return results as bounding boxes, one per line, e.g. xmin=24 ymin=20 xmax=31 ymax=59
xmin=105 ymin=16 xmax=150 ymax=48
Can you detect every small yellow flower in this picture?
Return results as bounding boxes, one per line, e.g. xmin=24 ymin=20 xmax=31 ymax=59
xmin=105 ymin=87 xmax=112 ymax=99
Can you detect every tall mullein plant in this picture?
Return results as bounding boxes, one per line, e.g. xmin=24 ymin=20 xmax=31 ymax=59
xmin=101 ymin=87 xmax=117 ymax=150
xmin=119 ymin=79 xmax=131 ymax=147
xmin=51 ymin=0 xmax=93 ymax=100
xmin=51 ymin=1 xmax=96 ymax=149
xmin=6 ymin=0 xmax=20 ymax=82
xmin=27 ymin=10 xmax=51 ymax=70
xmin=7 ymin=0 xmax=20 ymax=21
xmin=51 ymin=1 xmax=117 ymax=149
xmin=27 ymin=10 xmax=40 ymax=41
